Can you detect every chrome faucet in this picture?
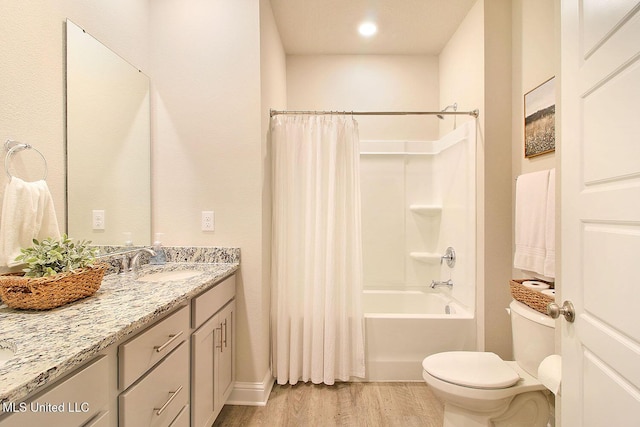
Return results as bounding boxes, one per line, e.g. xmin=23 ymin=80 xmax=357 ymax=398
xmin=123 ymin=248 xmax=156 ymax=273
xmin=430 ymin=279 xmax=453 ymax=289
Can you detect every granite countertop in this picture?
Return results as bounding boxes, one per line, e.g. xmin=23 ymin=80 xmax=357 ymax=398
xmin=0 ymin=247 xmax=239 ymax=405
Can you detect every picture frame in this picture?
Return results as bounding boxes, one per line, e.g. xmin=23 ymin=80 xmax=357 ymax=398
xmin=524 ymin=77 xmax=556 ymax=158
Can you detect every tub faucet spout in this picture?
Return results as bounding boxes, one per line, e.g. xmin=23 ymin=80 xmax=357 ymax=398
xmin=430 ymin=279 xmax=453 ymax=289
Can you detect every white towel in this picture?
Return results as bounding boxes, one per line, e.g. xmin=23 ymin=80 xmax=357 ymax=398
xmin=514 ymin=170 xmax=549 ymax=276
xmin=0 ymin=177 xmax=61 ymax=267
xmin=544 ymin=169 xmax=556 ymax=278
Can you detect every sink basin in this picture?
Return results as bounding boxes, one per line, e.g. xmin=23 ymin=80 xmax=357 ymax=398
xmin=0 ymin=341 xmax=16 ymax=367
xmin=137 ymin=269 xmax=203 ymax=283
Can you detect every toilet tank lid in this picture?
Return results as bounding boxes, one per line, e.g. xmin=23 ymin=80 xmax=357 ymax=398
xmin=422 ymin=351 xmax=520 ymax=389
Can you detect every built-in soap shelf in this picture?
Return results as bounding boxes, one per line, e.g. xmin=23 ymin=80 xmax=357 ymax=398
xmin=409 ymin=252 xmax=441 ymax=264
xmin=409 ymin=204 xmax=442 ymax=216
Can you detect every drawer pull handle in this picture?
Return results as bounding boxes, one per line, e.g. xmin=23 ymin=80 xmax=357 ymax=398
xmin=223 ymin=318 xmax=228 ymax=349
xmin=154 ymin=331 xmax=183 ymax=353
xmin=215 ymin=326 xmax=222 ymax=349
xmin=154 ymin=385 xmax=183 ymax=416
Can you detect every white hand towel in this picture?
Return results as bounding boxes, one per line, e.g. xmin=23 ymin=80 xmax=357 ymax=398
xmin=514 ymin=170 xmax=549 ymax=276
xmin=0 ymin=177 xmax=61 ymax=267
xmin=544 ymin=169 xmax=556 ymax=278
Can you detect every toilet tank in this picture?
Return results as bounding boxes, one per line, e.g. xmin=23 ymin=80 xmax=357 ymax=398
xmin=510 ymin=300 xmax=555 ymax=377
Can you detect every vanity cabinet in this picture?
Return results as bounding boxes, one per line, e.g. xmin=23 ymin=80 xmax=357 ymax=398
xmin=0 ymin=271 xmax=236 ymax=427
xmin=191 ymin=275 xmax=236 ymax=427
xmin=0 ymin=355 xmax=109 ymax=427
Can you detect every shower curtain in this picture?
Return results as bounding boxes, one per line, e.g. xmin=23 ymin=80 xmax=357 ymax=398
xmin=270 ymin=114 xmax=365 ymax=385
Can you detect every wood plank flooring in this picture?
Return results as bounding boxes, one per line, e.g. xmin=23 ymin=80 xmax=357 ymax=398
xmin=213 ymin=382 xmax=444 ymax=427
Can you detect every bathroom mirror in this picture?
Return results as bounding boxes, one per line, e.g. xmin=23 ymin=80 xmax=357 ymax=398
xmin=66 ymin=19 xmax=151 ymax=246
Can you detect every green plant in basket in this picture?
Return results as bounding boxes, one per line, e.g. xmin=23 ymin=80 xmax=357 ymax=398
xmin=15 ymin=234 xmax=98 ymax=278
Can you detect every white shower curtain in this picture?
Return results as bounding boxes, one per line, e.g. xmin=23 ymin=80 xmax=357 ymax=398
xmin=270 ymin=114 xmax=365 ymax=385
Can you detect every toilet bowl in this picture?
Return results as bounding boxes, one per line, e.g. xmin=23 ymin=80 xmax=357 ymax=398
xmin=422 ymin=300 xmax=555 ymax=427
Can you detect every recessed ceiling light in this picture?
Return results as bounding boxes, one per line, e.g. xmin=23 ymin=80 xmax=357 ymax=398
xmin=358 ymin=22 xmax=378 ymax=37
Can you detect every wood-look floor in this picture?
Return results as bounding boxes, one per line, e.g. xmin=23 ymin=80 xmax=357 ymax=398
xmin=213 ymin=382 xmax=444 ymax=427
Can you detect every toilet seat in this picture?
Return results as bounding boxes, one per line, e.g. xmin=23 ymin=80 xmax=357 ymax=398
xmin=422 ymin=351 xmax=520 ymax=389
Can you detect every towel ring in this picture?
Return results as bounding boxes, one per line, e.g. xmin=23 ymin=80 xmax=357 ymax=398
xmin=4 ymin=139 xmax=48 ymax=181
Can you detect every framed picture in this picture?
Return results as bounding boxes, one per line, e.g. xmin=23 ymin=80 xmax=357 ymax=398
xmin=524 ymin=77 xmax=556 ymax=158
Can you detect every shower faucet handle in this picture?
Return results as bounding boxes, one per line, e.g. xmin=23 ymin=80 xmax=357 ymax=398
xmin=441 ymin=247 xmax=456 ymax=268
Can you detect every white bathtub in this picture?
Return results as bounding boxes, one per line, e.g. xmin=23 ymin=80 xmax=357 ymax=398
xmin=363 ymin=289 xmax=476 ymax=381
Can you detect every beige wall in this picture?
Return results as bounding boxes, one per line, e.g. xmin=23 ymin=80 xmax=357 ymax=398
xmin=439 ymin=0 xmax=514 ymax=358
xmin=258 ymin=0 xmax=286 ymax=395
xmin=482 ymin=0 xmax=514 ymax=359
xmin=149 ymin=0 xmax=269 ymax=388
xmin=287 ymin=55 xmax=440 ymax=141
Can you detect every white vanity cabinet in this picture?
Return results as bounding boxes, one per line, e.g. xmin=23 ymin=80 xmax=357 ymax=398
xmin=190 ymin=275 xmax=236 ymax=427
xmin=0 ymin=355 xmax=110 ymax=427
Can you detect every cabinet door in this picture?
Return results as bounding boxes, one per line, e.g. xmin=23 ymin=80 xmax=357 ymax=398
xmin=215 ymin=300 xmax=235 ymax=410
xmin=190 ymin=312 xmax=218 ymax=427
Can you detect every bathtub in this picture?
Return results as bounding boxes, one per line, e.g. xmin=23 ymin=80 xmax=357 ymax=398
xmin=363 ymin=289 xmax=476 ymax=381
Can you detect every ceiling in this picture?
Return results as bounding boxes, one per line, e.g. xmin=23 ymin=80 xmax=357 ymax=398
xmin=269 ymin=0 xmax=477 ymax=55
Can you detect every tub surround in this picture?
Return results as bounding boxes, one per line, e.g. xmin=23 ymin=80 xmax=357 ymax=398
xmin=0 ymin=247 xmax=239 ymax=406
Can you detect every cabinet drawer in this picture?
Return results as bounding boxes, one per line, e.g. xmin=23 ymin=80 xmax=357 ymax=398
xmin=0 ymin=356 xmax=108 ymax=427
xmin=119 ymin=305 xmax=189 ymax=390
xmin=119 ymin=342 xmax=189 ymax=427
xmin=191 ymin=275 xmax=235 ymax=328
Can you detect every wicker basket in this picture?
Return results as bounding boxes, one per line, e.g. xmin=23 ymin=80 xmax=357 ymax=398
xmin=509 ymin=279 xmax=555 ymax=315
xmin=0 ymin=263 xmax=107 ymax=310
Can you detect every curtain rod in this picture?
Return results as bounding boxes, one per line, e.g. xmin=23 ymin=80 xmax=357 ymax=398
xmin=270 ymin=109 xmax=480 ymax=118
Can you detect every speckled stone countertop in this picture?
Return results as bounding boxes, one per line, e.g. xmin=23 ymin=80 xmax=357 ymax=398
xmin=0 ymin=247 xmax=239 ymax=405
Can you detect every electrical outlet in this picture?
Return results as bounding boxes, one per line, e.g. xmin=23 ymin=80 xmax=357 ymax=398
xmin=92 ymin=210 xmax=105 ymax=230
xmin=202 ymin=211 xmax=214 ymax=231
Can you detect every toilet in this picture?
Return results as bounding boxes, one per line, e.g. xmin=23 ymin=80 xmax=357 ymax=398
xmin=422 ymin=300 xmax=555 ymax=427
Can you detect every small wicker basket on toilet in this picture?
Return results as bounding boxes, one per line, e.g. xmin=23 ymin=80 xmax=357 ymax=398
xmin=509 ymin=279 xmax=555 ymax=315
xmin=0 ymin=264 xmax=107 ymax=310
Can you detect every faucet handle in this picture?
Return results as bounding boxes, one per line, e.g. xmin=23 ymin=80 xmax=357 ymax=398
xmin=441 ymin=247 xmax=456 ymax=268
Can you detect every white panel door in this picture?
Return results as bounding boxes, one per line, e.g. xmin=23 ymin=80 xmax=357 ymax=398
xmin=561 ymin=1 xmax=640 ymax=426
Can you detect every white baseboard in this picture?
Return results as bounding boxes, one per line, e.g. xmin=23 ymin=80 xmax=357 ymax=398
xmin=226 ymin=370 xmax=275 ymax=406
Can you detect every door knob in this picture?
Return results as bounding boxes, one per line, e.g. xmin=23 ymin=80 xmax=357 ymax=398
xmin=547 ymin=300 xmax=575 ymax=323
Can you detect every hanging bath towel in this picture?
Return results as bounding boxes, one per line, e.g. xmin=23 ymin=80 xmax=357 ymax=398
xmin=0 ymin=177 xmax=61 ymax=267
xmin=514 ymin=170 xmax=549 ymax=276
xmin=543 ymin=169 xmax=556 ymax=278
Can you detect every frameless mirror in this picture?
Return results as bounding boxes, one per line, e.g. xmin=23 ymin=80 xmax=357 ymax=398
xmin=66 ymin=19 xmax=151 ymax=246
